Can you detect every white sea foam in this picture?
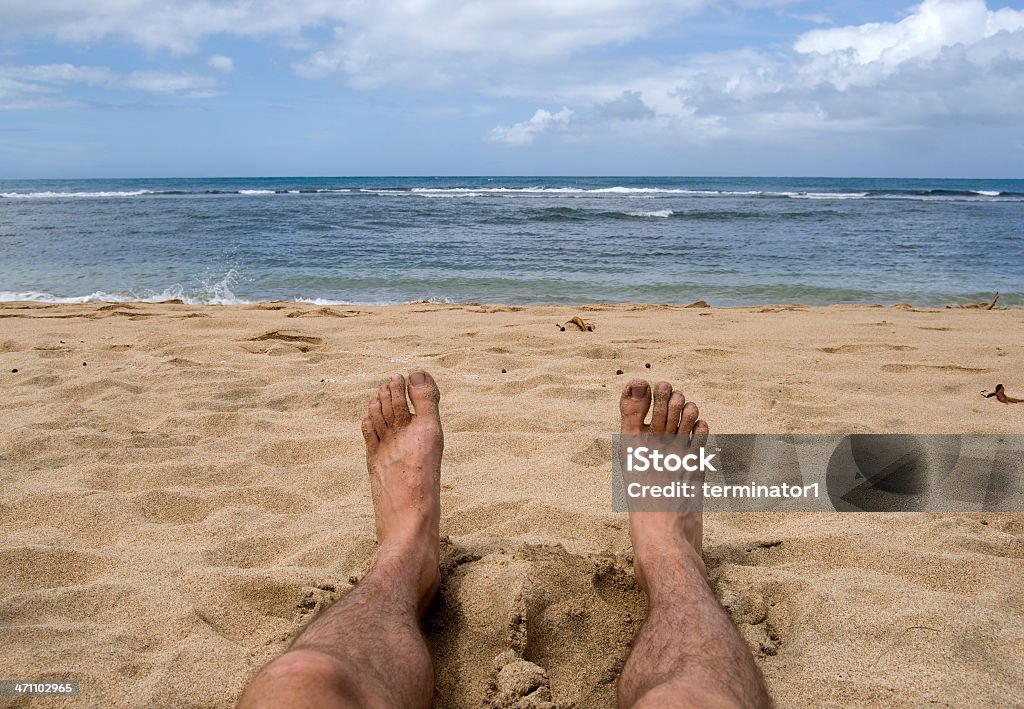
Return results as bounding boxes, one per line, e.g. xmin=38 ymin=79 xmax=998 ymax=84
xmin=407 ymin=186 xmax=775 ymax=197
xmin=0 ymin=190 xmax=154 ymax=199
xmin=625 ymin=209 xmax=674 ymax=218
xmin=0 ymin=185 xmax=1014 ymax=202
xmin=0 ymin=271 xmax=251 ymax=305
xmin=0 ymin=290 xmax=456 ymax=307
xmin=780 ymin=191 xmax=869 ymax=199
xmin=410 ymin=187 xmax=583 ymax=194
xmin=294 ymin=295 xmax=457 ymax=306
xmin=591 ymin=187 xmax=700 ymax=194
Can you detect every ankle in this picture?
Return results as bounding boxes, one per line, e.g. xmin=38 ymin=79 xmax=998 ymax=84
xmin=633 ymin=541 xmax=706 ymax=596
xmin=370 ymin=538 xmax=440 ymax=611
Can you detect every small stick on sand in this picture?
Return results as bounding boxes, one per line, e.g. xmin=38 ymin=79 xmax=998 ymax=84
xmin=981 ymin=383 xmax=1023 ymax=403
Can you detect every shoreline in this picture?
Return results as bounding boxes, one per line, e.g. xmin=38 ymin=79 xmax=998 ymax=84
xmin=0 ymin=296 xmax=1016 ymax=309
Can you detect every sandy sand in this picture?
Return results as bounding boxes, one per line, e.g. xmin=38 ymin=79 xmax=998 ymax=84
xmin=1 ymin=300 xmax=1022 ymax=708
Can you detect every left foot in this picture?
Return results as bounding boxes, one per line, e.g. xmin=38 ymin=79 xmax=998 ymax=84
xmin=361 ymin=370 xmax=444 ymax=611
xmin=620 ymin=379 xmax=709 ymax=592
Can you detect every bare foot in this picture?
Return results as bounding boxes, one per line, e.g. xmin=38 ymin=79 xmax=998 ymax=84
xmin=361 ymin=370 xmax=443 ymax=611
xmin=620 ymin=379 xmax=709 ymax=592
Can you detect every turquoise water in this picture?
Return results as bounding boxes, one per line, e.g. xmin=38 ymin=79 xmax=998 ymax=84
xmin=1 ymin=176 xmax=1021 ymax=306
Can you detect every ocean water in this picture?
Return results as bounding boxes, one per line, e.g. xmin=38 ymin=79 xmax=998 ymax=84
xmin=0 ymin=176 xmax=1021 ymax=307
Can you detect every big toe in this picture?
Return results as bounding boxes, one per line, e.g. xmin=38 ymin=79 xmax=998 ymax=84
xmin=620 ymin=379 xmax=651 ymax=434
xmin=407 ymin=369 xmax=441 ymax=418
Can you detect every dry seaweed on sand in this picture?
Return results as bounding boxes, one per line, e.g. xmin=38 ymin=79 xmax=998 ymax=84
xmin=557 ymin=316 xmax=594 ymax=332
xmin=949 ymin=292 xmax=1001 ymax=310
xmin=981 ymin=383 xmax=1023 ymax=403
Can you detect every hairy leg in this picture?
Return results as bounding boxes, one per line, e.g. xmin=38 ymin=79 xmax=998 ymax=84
xmin=617 ymin=380 xmax=771 ymax=709
xmin=239 ymin=371 xmax=444 ymax=709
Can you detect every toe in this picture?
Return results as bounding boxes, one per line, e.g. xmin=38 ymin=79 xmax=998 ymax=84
xmin=690 ymin=419 xmax=710 ymax=450
xmin=368 ymin=397 xmax=387 ymax=439
xmin=666 ymin=391 xmax=685 ymax=434
xmin=679 ymin=401 xmax=699 ymax=443
xmin=649 ymin=381 xmax=672 ymax=434
xmin=619 ymin=379 xmax=651 ymax=434
xmin=388 ymin=373 xmax=412 ymax=425
xmin=361 ymin=414 xmax=379 ymax=452
xmin=407 ymin=369 xmax=441 ymax=418
xmin=378 ymin=383 xmax=394 ymax=425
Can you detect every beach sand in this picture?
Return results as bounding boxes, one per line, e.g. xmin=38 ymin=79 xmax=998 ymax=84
xmin=1 ymin=300 xmax=1022 ymax=708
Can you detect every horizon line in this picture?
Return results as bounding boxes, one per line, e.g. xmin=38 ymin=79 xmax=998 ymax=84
xmin=3 ymin=174 xmax=1023 ymax=181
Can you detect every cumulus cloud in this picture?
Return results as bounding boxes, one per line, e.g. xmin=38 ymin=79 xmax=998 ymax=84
xmin=492 ymin=0 xmax=1024 ymax=145
xmin=795 ymin=0 xmax=1023 ymax=62
xmin=793 ymin=0 xmax=1024 ymax=87
xmin=594 ymin=90 xmax=656 ymax=121
xmin=489 ymin=107 xmax=573 ymax=145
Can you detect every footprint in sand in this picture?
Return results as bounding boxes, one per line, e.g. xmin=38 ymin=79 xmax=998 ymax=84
xmin=881 ymin=363 xmax=991 ymax=373
xmin=819 ymin=344 xmax=916 ymax=354
xmin=244 ymin=330 xmax=324 ymax=354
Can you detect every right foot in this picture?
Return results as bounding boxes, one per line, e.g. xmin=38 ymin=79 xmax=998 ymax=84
xmin=361 ymin=370 xmax=444 ymax=610
xmin=620 ymin=379 xmax=710 ymax=591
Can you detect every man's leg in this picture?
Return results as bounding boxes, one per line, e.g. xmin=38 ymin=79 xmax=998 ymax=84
xmin=239 ymin=370 xmax=444 ymax=709
xmin=617 ymin=380 xmax=771 ymax=709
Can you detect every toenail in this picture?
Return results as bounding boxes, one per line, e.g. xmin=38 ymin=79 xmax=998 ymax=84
xmin=657 ymin=382 xmax=669 ymax=392
xmin=391 ymin=373 xmax=402 ymax=382
xmin=410 ymin=371 xmax=427 ymax=387
xmin=630 ymin=383 xmax=647 ymax=399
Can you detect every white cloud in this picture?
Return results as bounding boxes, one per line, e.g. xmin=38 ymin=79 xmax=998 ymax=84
xmin=122 ymin=71 xmax=218 ymax=98
xmin=0 ymin=1 xmax=346 ymax=53
xmin=208 ymin=54 xmax=234 ymax=73
xmin=793 ymin=0 xmax=1024 ymax=87
xmin=4 ymin=63 xmax=118 ymax=86
xmin=0 ymin=0 xmax=709 ymax=73
xmin=489 ymin=107 xmax=573 ymax=145
xmin=0 ymin=75 xmax=67 ymax=110
xmin=0 ymin=63 xmax=218 ymax=108
xmin=1 ymin=0 xmax=1022 ymax=152
xmin=594 ymin=90 xmax=657 ymax=121
xmin=490 ymin=0 xmax=1024 ymax=145
xmin=291 ymin=0 xmax=709 ymax=86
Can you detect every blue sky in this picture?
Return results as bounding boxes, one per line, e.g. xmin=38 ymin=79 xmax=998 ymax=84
xmin=1 ymin=0 xmax=1022 ymax=178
